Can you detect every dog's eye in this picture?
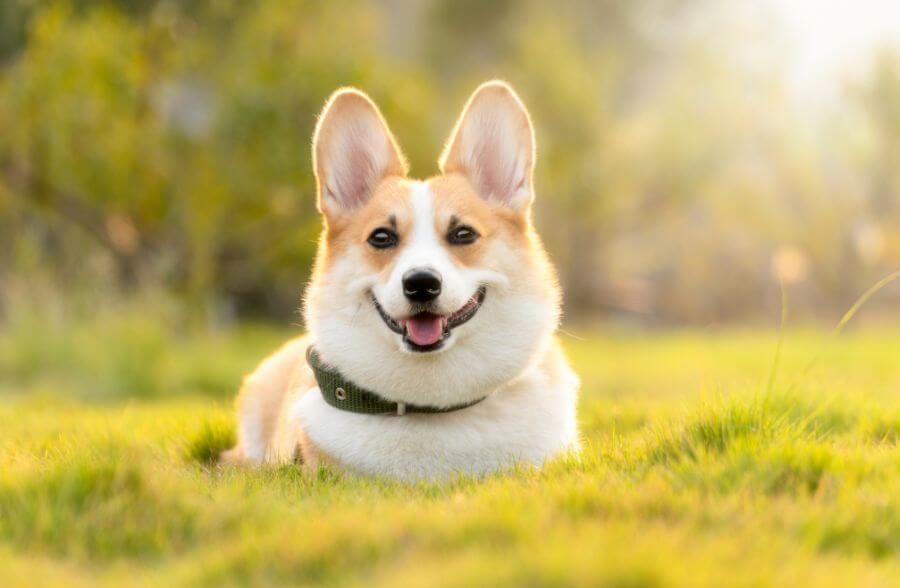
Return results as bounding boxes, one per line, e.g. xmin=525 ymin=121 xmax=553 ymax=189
xmin=448 ymin=225 xmax=479 ymax=245
xmin=367 ymin=228 xmax=398 ymax=249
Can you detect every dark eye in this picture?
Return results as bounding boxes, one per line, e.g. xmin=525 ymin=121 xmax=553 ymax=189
xmin=448 ymin=225 xmax=479 ymax=245
xmin=367 ymin=228 xmax=398 ymax=249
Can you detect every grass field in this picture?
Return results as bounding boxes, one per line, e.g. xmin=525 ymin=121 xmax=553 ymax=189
xmin=1 ymin=316 xmax=899 ymax=587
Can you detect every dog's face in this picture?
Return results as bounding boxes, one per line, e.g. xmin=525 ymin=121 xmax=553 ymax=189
xmin=304 ymin=82 xmax=560 ymax=407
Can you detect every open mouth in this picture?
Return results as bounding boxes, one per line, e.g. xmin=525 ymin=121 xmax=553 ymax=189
xmin=372 ymin=287 xmax=487 ymax=352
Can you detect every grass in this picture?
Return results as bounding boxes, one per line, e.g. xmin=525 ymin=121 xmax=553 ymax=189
xmin=1 ymin=312 xmax=899 ymax=586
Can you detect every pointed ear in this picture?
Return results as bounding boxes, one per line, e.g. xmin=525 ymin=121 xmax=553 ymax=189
xmin=313 ymin=88 xmax=407 ymax=217
xmin=439 ymin=81 xmax=535 ymax=210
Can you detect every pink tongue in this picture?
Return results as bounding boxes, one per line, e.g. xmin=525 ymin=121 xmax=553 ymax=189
xmin=405 ymin=314 xmax=445 ymax=346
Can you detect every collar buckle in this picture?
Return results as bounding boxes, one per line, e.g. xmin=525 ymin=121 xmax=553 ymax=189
xmin=396 ymin=401 xmax=407 ymax=416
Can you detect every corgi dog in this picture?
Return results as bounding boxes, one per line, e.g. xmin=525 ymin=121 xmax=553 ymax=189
xmin=221 ymin=81 xmax=579 ymax=481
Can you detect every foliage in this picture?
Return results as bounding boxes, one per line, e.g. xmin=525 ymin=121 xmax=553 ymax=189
xmin=1 ymin=0 xmax=898 ymax=323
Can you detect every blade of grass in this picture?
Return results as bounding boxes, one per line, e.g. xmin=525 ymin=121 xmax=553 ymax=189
xmin=785 ymin=268 xmax=900 ymax=392
xmin=833 ymin=268 xmax=900 ymax=335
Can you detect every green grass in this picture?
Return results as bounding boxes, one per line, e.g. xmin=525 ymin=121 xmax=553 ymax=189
xmin=1 ymin=319 xmax=899 ymax=587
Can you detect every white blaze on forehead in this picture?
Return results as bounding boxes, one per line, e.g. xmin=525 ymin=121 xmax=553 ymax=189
xmin=399 ymin=181 xmax=448 ymax=271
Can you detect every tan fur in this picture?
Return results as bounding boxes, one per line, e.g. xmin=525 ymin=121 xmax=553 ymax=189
xmin=324 ymin=177 xmax=415 ymax=268
xmin=319 ymin=174 xmax=530 ymax=275
xmin=222 ymin=336 xmax=314 ymax=465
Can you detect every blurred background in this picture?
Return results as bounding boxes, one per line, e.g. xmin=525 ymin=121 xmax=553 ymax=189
xmin=1 ymin=0 xmax=899 ymax=341
xmin=3 ymin=6 xmax=899 ymax=582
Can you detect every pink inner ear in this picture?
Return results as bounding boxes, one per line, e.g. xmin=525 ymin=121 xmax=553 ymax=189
xmin=338 ymin=138 xmax=379 ymax=209
xmin=474 ymin=122 xmax=518 ymax=203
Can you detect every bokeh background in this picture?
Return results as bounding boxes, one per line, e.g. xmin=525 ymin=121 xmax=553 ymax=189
xmin=2 ymin=0 xmax=899 ymax=337
xmin=1 ymin=4 xmax=900 ymax=584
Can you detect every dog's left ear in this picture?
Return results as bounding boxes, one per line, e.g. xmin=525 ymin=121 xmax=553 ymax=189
xmin=439 ymin=81 xmax=535 ymax=211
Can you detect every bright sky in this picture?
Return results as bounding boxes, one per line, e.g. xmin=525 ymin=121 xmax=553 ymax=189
xmin=766 ymin=0 xmax=900 ymax=98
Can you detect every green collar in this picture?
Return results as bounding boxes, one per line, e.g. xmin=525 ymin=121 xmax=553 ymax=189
xmin=306 ymin=346 xmax=486 ymax=416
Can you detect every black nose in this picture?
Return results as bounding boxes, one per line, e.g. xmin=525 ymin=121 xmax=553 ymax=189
xmin=403 ymin=269 xmax=442 ymax=303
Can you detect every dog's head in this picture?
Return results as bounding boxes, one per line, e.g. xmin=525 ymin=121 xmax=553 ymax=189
xmin=304 ymin=81 xmax=560 ymax=407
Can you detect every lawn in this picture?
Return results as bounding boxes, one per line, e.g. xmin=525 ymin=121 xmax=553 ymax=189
xmin=1 ymin=319 xmax=898 ymax=587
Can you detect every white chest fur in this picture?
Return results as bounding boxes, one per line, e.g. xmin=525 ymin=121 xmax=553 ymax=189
xmin=290 ymin=361 xmax=579 ymax=482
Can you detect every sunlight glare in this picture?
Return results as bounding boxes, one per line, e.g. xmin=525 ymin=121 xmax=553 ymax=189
xmin=765 ymin=0 xmax=900 ymax=99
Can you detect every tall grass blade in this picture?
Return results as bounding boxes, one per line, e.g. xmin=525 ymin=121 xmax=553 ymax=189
xmin=833 ymin=268 xmax=900 ymax=335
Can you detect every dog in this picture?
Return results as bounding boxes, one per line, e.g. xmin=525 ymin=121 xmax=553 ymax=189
xmin=221 ymin=81 xmax=579 ymax=481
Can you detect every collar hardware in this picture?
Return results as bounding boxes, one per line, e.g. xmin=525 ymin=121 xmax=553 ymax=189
xmin=306 ymin=346 xmax=486 ymax=416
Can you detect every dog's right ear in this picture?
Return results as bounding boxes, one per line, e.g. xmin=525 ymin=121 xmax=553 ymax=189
xmin=313 ymin=89 xmax=407 ymax=218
